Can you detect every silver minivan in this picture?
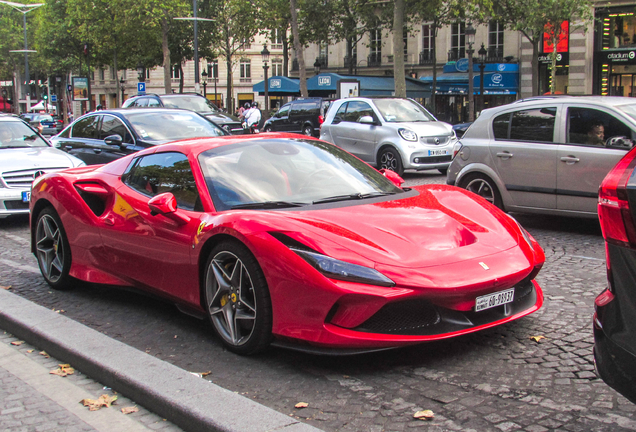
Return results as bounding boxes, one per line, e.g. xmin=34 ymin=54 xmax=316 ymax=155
xmin=320 ymin=97 xmax=457 ymax=176
xmin=447 ymin=96 xmax=636 ymax=218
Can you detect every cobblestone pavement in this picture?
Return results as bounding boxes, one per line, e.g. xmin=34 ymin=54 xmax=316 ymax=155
xmin=1 ymin=170 xmax=635 ymax=432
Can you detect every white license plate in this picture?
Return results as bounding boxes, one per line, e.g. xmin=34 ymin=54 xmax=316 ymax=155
xmin=22 ymin=191 xmax=31 ymax=203
xmin=428 ymin=149 xmax=448 ymax=156
xmin=475 ymin=288 xmax=515 ymax=312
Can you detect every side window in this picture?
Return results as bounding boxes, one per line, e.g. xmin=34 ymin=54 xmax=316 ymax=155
xmin=147 ymin=98 xmax=161 ymax=107
xmin=277 ymin=105 xmax=290 ymax=117
xmin=291 ymin=102 xmax=319 ymax=116
xmin=71 ymin=115 xmax=100 ymax=139
xmin=334 ymin=102 xmax=347 ymax=121
xmin=509 ymin=107 xmax=556 ymax=143
xmin=568 ymin=107 xmax=633 ymax=146
xmin=493 ymin=113 xmax=511 ymax=139
xmin=344 ymin=101 xmax=374 ymax=123
xmin=124 ymin=152 xmax=201 ymax=211
xmin=134 ymin=98 xmax=149 ymax=107
xmin=100 ymin=115 xmax=133 ymax=143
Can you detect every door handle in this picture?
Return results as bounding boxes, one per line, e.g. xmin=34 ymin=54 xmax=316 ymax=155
xmin=93 ymin=148 xmax=102 ymax=153
xmin=560 ymin=156 xmax=580 ymax=164
xmin=496 ymin=152 xmax=513 ymax=159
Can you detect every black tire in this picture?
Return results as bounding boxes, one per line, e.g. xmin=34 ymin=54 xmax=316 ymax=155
xmin=264 ymin=125 xmax=272 ymax=133
xmin=438 ymin=168 xmax=448 ymax=176
xmin=459 ymin=173 xmax=504 ymax=210
xmin=378 ymin=147 xmax=404 ymax=176
xmin=203 ymin=240 xmax=272 ymax=355
xmin=302 ymin=125 xmax=314 ymax=136
xmin=34 ymin=207 xmax=74 ymax=290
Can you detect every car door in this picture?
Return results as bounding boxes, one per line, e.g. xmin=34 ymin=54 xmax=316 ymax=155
xmin=99 ymin=151 xmax=204 ymax=298
xmin=329 ymin=101 xmax=378 ymax=162
xmin=557 ymin=106 xmax=634 ymax=213
xmin=488 ymin=106 xmax=560 ymax=210
xmin=56 ymin=115 xmax=104 ymax=165
xmin=268 ymin=104 xmax=291 ymax=131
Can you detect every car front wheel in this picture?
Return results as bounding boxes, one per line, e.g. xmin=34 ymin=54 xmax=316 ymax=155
xmin=203 ymin=241 xmax=272 ymax=355
xmin=302 ymin=125 xmax=314 ymax=136
xmin=264 ymin=125 xmax=272 ymax=132
xmin=35 ymin=207 xmax=74 ymax=290
xmin=460 ymin=173 xmax=504 ymax=210
xmin=378 ymin=147 xmax=404 ymax=176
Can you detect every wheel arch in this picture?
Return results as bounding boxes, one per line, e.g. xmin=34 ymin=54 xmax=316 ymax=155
xmin=454 ymin=163 xmax=510 ymax=207
xmin=376 ymin=143 xmax=404 ymax=166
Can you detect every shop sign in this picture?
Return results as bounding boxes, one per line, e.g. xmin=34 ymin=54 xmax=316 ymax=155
xmin=318 ymin=76 xmax=331 ymax=86
xmin=455 ymin=58 xmax=469 ymax=72
xmin=538 ymin=53 xmax=569 ymax=65
xmin=598 ymin=50 xmax=636 ymax=64
xmin=270 ymin=79 xmax=282 ymax=88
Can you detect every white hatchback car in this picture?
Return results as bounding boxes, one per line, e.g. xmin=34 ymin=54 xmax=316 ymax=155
xmin=320 ymin=97 xmax=457 ymax=176
xmin=0 ymin=115 xmax=85 ymax=218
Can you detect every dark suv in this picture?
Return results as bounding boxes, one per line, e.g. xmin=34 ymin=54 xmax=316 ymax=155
xmin=262 ymin=97 xmax=331 ymax=137
xmin=122 ymin=93 xmax=244 ymax=134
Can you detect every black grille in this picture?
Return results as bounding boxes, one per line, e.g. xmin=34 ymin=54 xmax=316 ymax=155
xmin=514 ymin=277 xmax=534 ymax=300
xmin=4 ymin=200 xmax=29 ymax=210
xmin=355 ymin=300 xmax=440 ymax=334
xmin=414 ymin=155 xmax=452 ymax=164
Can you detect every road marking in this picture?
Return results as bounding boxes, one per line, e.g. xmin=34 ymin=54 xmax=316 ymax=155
xmin=0 ymin=258 xmax=40 ymax=274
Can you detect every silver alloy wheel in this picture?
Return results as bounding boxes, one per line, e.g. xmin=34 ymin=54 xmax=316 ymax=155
xmin=380 ymin=151 xmax=398 ymax=171
xmin=465 ymin=177 xmax=496 ymax=204
xmin=36 ymin=214 xmax=65 ymax=283
xmin=205 ymin=250 xmax=257 ymax=347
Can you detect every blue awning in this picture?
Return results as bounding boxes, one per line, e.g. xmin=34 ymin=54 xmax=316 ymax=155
xmin=420 ymin=64 xmax=519 ymax=95
xmin=306 ymin=73 xmax=430 ymax=98
xmin=253 ymin=76 xmax=300 ymax=95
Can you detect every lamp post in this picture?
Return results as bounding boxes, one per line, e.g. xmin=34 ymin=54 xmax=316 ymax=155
xmin=175 ymin=4 xmax=213 ymax=94
xmin=201 ymin=70 xmax=208 ymax=97
xmin=0 ymin=1 xmax=44 ymax=103
xmin=465 ymin=23 xmax=476 ymax=122
xmin=478 ymin=43 xmax=487 ymax=114
xmin=137 ymin=62 xmax=145 ymax=83
xmin=119 ymin=76 xmax=125 ymax=105
xmin=314 ymin=59 xmax=321 ymax=76
xmin=261 ymin=44 xmax=270 ymax=112
xmin=213 ymin=60 xmax=218 ymax=107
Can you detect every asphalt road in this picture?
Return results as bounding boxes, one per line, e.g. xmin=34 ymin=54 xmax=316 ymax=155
xmin=1 ymin=170 xmax=635 ymax=431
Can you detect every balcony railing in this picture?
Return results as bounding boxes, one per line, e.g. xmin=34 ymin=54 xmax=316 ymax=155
xmin=368 ymin=53 xmax=382 ymax=67
xmin=419 ymin=50 xmax=435 ymax=65
xmin=447 ymin=48 xmax=465 ymax=62
xmin=315 ymin=56 xmax=328 ymax=68
xmin=344 ymin=55 xmax=357 ymax=68
xmin=487 ymin=47 xmax=504 ymax=63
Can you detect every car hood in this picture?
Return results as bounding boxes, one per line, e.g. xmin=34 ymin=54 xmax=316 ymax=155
xmin=386 ymin=121 xmax=454 ymax=137
xmin=0 ymin=147 xmax=83 ymax=171
xmin=272 ymin=185 xmax=522 ymax=269
xmin=202 ymin=112 xmax=241 ymax=124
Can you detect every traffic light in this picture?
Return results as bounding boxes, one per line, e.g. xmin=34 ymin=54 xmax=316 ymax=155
xmin=43 ymin=94 xmax=48 ymax=100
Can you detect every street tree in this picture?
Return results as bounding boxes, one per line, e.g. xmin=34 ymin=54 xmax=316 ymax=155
xmin=257 ymin=0 xmax=292 ymax=76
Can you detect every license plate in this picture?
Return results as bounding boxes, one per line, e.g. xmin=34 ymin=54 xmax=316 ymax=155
xmin=475 ymin=288 xmax=515 ymax=312
xmin=428 ymin=149 xmax=448 ymax=156
xmin=22 ymin=191 xmax=31 ymax=203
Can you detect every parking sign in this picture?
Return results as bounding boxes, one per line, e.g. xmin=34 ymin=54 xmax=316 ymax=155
xmin=138 ymin=82 xmax=146 ymax=94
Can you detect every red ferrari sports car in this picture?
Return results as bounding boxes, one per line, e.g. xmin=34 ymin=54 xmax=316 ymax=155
xmin=30 ymin=133 xmax=545 ymax=355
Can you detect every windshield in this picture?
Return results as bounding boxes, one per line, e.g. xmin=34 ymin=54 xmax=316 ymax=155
xmin=0 ymin=121 xmax=49 ymax=148
xmin=162 ymin=95 xmax=219 ymax=113
xmin=616 ymin=104 xmax=636 ymax=122
xmin=125 ymin=112 xmax=226 ymax=141
xmin=374 ymin=99 xmax=435 ymax=123
xmin=199 ymin=138 xmax=403 ymax=211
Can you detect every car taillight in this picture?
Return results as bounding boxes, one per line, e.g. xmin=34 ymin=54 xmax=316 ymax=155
xmin=318 ymin=115 xmax=324 ymax=125
xmin=598 ymin=147 xmax=636 ymax=248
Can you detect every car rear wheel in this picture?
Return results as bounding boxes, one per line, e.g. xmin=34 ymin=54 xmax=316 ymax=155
xmin=302 ymin=125 xmax=314 ymax=136
xmin=378 ymin=147 xmax=404 ymax=176
xmin=264 ymin=125 xmax=272 ymax=133
xmin=203 ymin=240 xmax=272 ymax=355
xmin=460 ymin=173 xmax=504 ymax=210
xmin=35 ymin=207 xmax=74 ymax=290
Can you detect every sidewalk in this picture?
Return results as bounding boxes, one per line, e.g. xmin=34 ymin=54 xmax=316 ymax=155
xmin=0 ymin=288 xmax=322 ymax=432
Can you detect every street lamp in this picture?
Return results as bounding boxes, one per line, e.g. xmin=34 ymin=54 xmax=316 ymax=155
xmin=478 ymin=43 xmax=487 ymax=114
xmin=119 ymin=76 xmax=125 ymax=105
xmin=314 ymin=59 xmax=321 ymax=76
xmin=261 ymin=44 xmax=270 ymax=112
xmin=175 ymin=3 xmax=213 ymax=94
xmin=465 ymin=23 xmax=476 ymax=122
xmin=201 ymin=70 xmax=208 ymax=97
xmin=137 ymin=62 xmax=145 ymax=83
xmin=0 ymin=1 xmax=44 ymax=102
xmin=212 ymin=59 xmax=218 ymax=107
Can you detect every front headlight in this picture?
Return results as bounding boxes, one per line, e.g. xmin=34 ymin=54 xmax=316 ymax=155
xmin=291 ymin=248 xmax=395 ymax=287
xmin=398 ymin=128 xmax=418 ymax=142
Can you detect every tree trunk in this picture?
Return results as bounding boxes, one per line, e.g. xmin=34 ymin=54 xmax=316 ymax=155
xmin=431 ymin=28 xmax=437 ymax=114
xmin=550 ymin=34 xmax=557 ymax=94
xmin=347 ymin=37 xmax=354 ymax=75
xmin=531 ymin=38 xmax=540 ymax=96
xmin=393 ymin=0 xmax=406 ymax=98
xmin=290 ymin=0 xmax=307 ymax=97
xmin=162 ymin=16 xmax=172 ymax=94
xmin=226 ymin=56 xmax=233 ymax=114
xmin=179 ymin=64 xmax=184 ymax=93
xmin=283 ymin=35 xmax=289 ymax=77
xmin=113 ymin=50 xmax=119 ymax=106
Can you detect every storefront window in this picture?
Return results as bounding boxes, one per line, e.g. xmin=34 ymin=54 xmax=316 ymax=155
xmin=601 ymin=12 xmax=636 ymax=49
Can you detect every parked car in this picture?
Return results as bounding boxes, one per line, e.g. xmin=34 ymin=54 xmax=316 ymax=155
xmin=50 ymin=108 xmax=228 ymax=165
xmin=30 ymin=133 xmax=544 ymax=355
xmin=448 ymin=96 xmax=636 ymax=218
xmin=262 ymin=97 xmax=331 ymax=137
xmin=320 ymin=97 xmax=457 ymax=176
xmin=20 ymin=113 xmax=63 ymax=136
xmin=0 ymin=114 xmax=84 ymax=218
xmin=122 ymin=93 xmax=244 ymax=135
xmin=594 ymin=146 xmax=636 ymax=404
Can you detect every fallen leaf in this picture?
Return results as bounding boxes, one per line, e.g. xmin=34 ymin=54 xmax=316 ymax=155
xmin=10 ymin=341 xmax=24 ymax=346
xmin=121 ymin=406 xmax=139 ymax=415
xmin=39 ymin=351 xmax=50 ymax=358
xmin=50 ymin=365 xmax=74 ymax=377
xmin=80 ymin=394 xmax=118 ymax=411
xmin=200 ymin=371 xmax=212 ymax=377
xmin=295 ymin=402 xmax=309 ymax=409
xmin=27 ymin=349 xmax=34 ymax=353
xmin=1 ymin=285 xmax=11 ymax=290
xmin=530 ymin=335 xmax=546 ymax=343
xmin=413 ymin=410 xmax=435 ymax=420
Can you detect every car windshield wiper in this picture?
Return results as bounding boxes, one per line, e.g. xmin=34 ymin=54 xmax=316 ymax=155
xmin=313 ymin=191 xmax=398 ymax=205
xmin=230 ymin=201 xmax=306 ymax=210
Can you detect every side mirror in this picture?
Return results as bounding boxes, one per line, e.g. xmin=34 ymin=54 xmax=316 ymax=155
xmin=148 ymin=193 xmax=190 ymax=225
xmin=359 ymin=116 xmax=375 ymax=125
xmin=379 ymin=168 xmax=404 ymax=187
xmin=104 ymin=134 xmax=123 ymax=146
xmin=333 ymin=115 xmax=342 ymax=124
xmin=606 ymin=136 xmax=635 ymax=149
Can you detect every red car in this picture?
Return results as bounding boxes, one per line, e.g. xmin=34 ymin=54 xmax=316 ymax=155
xmin=30 ymin=133 xmax=545 ymax=355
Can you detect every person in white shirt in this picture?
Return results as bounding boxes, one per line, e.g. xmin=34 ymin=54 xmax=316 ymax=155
xmin=243 ymin=102 xmax=261 ymax=130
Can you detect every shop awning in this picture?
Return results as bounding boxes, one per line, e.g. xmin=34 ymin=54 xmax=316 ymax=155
xmin=419 ymin=63 xmax=519 ymax=95
xmin=253 ymin=76 xmax=300 ymax=96
xmin=306 ymin=73 xmax=430 ymax=98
